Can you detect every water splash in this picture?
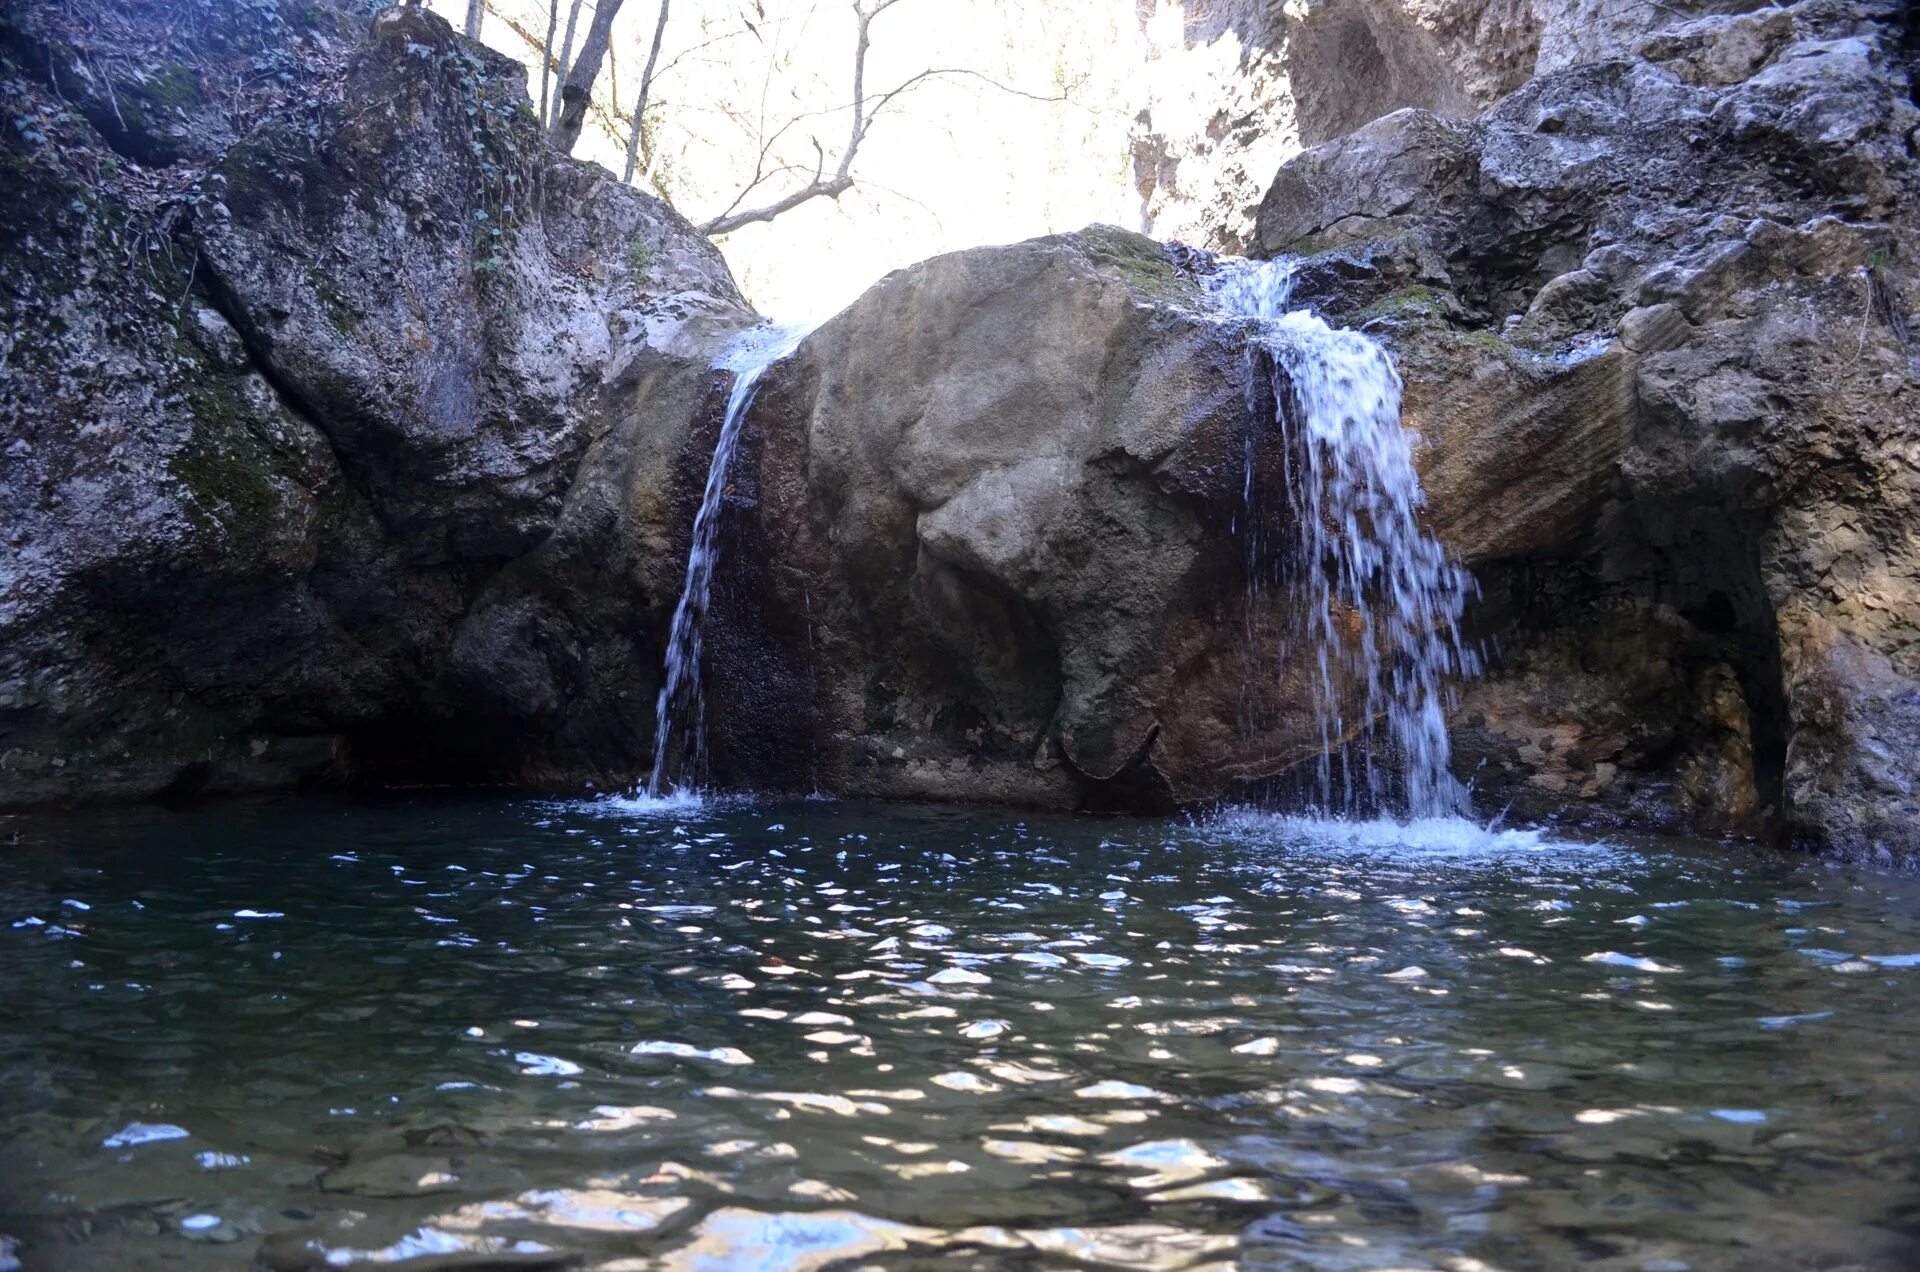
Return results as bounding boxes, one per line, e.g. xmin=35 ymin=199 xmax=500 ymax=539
xmin=646 ymin=320 xmax=815 ymax=797
xmin=586 ymin=787 xmax=710 ymax=817
xmin=1201 ymin=806 xmax=1626 ymax=870
xmin=1207 ymin=257 xmax=1479 ymax=818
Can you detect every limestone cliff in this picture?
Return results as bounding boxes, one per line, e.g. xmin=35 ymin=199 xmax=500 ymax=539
xmin=1245 ymin=0 xmax=1920 ymax=861
xmin=0 ymin=0 xmax=751 ymax=802
xmin=1130 ymin=0 xmax=1890 ymax=253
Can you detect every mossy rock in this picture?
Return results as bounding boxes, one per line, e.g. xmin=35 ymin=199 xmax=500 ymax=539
xmin=306 ymin=263 xmax=363 ymax=333
xmin=1067 ymin=224 xmax=1197 ymax=304
xmin=1353 ymin=285 xmax=1448 ymax=323
xmin=131 ymin=63 xmax=203 ymax=110
xmin=168 ymin=373 xmax=330 ymax=546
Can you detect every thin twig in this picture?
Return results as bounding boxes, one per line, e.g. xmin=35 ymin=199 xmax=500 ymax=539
xmin=698 ymin=0 xmax=1065 ymax=236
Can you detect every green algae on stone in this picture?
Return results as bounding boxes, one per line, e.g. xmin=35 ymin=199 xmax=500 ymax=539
xmin=1353 ymin=284 xmax=1447 ymax=323
xmin=1067 ymin=225 xmax=1197 ymax=304
xmin=132 ymin=63 xmax=203 ymax=110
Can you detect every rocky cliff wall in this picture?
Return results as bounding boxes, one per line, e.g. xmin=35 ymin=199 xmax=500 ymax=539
xmin=1245 ymin=0 xmax=1920 ymax=861
xmin=1130 ymin=0 xmax=1863 ymax=253
xmin=693 ymin=0 xmax=1920 ymax=860
xmin=5 ymin=0 xmax=1916 ymax=868
xmin=0 ymin=1 xmax=751 ymax=803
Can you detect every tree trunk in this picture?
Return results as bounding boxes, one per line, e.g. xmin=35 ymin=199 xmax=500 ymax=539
xmin=551 ymin=0 xmax=626 ymax=155
xmin=550 ymin=0 xmax=587 ymax=129
xmin=463 ymin=0 xmax=484 ymax=38
xmin=622 ymin=0 xmax=670 ymax=183
xmin=538 ymin=0 xmax=558 ymax=123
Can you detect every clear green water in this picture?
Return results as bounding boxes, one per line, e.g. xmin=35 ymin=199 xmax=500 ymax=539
xmin=1 ymin=796 xmax=1917 ymax=1271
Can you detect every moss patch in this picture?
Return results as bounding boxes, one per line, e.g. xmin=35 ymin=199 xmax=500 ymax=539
xmin=1283 ymin=233 xmax=1336 ymax=257
xmin=307 ymin=263 xmax=361 ymax=333
xmin=170 ymin=380 xmax=296 ymax=539
xmin=627 ymin=237 xmax=655 ymax=282
xmin=1070 ymin=225 xmax=1196 ymax=303
xmin=1354 ymin=285 xmax=1447 ymax=323
xmin=135 ymin=63 xmax=203 ymax=110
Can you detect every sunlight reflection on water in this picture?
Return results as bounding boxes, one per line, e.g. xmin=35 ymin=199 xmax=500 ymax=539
xmin=1 ymin=795 xmax=1917 ymax=1270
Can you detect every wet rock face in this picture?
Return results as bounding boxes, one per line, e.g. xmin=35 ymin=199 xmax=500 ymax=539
xmin=1254 ymin=0 xmax=1920 ymax=861
xmin=5 ymin=0 xmax=1915 ymax=867
xmin=0 ymin=1 xmax=750 ymax=805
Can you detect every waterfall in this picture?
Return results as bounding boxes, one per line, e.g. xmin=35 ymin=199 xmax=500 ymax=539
xmin=646 ymin=320 xmax=813 ymax=797
xmin=1207 ymin=258 xmax=1479 ymax=818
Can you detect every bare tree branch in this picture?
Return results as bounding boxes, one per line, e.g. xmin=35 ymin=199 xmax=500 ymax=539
xmin=650 ymin=25 xmax=753 ymax=80
xmin=695 ymin=0 xmax=1071 ymax=237
xmin=696 ymin=0 xmax=887 ymax=236
xmin=463 ymin=0 xmax=485 ymax=39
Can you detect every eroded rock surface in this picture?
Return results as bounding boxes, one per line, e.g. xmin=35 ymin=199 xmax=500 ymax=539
xmin=1253 ymin=0 xmax=1920 ymax=861
xmin=1132 ymin=0 xmax=1867 ymax=255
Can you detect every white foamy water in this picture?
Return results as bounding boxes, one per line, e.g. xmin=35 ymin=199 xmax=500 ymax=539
xmin=1206 ymin=257 xmax=1479 ymax=818
xmin=646 ymin=320 xmax=816 ymax=798
xmin=589 ymin=787 xmax=710 ymax=817
xmin=1203 ymin=806 xmax=1626 ymax=868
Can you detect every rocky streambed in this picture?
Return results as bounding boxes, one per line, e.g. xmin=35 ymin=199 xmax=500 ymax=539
xmin=3 ymin=0 xmax=1917 ymax=864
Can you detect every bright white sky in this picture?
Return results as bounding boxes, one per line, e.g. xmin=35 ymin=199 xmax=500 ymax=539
xmin=428 ymin=0 xmax=1153 ymax=320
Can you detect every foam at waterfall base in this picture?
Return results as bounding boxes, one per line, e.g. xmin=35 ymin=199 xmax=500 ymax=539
xmin=1202 ymin=806 xmax=1628 ymax=867
xmin=580 ymin=786 xmax=713 ymax=817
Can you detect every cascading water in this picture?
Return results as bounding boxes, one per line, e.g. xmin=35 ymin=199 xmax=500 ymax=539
xmin=1207 ymin=258 xmax=1479 ymax=818
xmin=645 ymin=320 xmax=814 ymax=798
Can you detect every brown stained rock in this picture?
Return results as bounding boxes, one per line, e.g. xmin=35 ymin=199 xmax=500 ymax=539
xmin=1779 ymin=605 xmax=1920 ymax=863
xmin=1255 ymin=109 xmax=1480 ymax=258
xmin=1399 ymin=332 xmax=1636 ymax=564
xmin=714 ymin=228 xmax=1339 ymax=808
xmin=1450 ymin=601 xmax=1764 ymax=836
xmin=1617 ymin=304 xmax=1691 ymax=354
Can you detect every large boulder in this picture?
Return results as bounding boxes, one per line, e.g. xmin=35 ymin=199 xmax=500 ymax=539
xmin=195 ymin=6 xmax=744 ymax=556
xmin=190 ymin=4 xmax=753 ymax=786
xmin=0 ymin=1 xmax=750 ymax=806
xmin=1 ymin=0 xmax=389 ymax=803
xmin=697 ymin=228 xmax=1340 ymax=808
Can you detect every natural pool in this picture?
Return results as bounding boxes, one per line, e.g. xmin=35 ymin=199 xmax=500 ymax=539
xmin=1 ymin=796 xmax=1917 ymax=1270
